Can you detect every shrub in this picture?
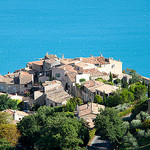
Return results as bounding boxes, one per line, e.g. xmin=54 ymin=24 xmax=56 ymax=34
xmin=142 ymin=119 xmax=150 ymax=128
xmin=135 ymin=111 xmax=149 ymax=122
xmin=89 ymin=128 xmax=96 ymax=141
xmin=130 ymin=120 xmax=142 ymax=129
xmin=136 ymin=129 xmax=145 ymax=137
xmin=118 ymin=106 xmax=133 ymax=118
xmin=123 ymin=121 xmax=130 ymax=130
xmin=119 ymin=132 xmax=139 ymax=150
xmin=94 ymin=95 xmax=103 ymax=104
xmin=80 ymin=78 xmax=86 ymax=83
xmin=145 ymin=129 xmax=150 ymax=138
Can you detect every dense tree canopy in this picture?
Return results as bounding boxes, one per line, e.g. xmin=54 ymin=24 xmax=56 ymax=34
xmin=18 ymin=106 xmax=89 ymax=150
xmin=63 ymin=96 xmax=83 ymax=112
xmin=0 ymin=94 xmax=18 ymax=111
xmin=0 ymin=112 xmax=20 ymax=147
xmin=94 ymin=108 xmax=127 ymax=144
xmin=106 ymin=89 xmax=134 ymax=107
xmin=129 ymin=83 xmax=147 ymax=100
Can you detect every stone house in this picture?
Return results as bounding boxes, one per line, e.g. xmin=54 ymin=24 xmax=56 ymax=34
xmin=66 ymin=72 xmax=77 ymax=96
xmin=26 ymin=60 xmax=44 ymax=83
xmin=3 ymin=109 xmax=29 ymax=122
xmin=77 ymin=103 xmax=105 ymax=128
xmin=80 ymin=55 xmax=122 ymax=76
xmin=76 ymin=80 xmax=118 ymax=103
xmin=43 ymin=80 xmax=70 ymax=107
xmin=74 ymin=61 xmax=96 ymax=74
xmin=0 ymin=71 xmax=33 ymax=94
xmin=52 ymin=65 xmax=77 ymax=88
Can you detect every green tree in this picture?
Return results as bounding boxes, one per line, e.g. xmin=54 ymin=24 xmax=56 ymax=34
xmin=121 ymin=78 xmax=128 ymax=88
xmin=18 ymin=106 xmax=88 ymax=149
xmin=142 ymin=79 xmax=145 ymax=85
xmin=119 ymin=132 xmax=139 ymax=150
xmin=0 ymin=94 xmax=17 ymax=111
xmin=63 ymin=97 xmax=83 ymax=112
xmin=94 ymin=108 xmax=127 ymax=144
xmin=114 ymin=78 xmax=121 ymax=85
xmin=0 ymin=138 xmax=13 ymax=150
xmin=129 ymin=73 xmax=142 ymax=84
xmin=0 ymin=112 xmax=13 ymax=125
xmin=148 ymin=83 xmax=150 ymax=98
xmin=134 ymin=83 xmax=147 ymax=100
xmin=103 ymin=92 xmax=107 ymax=106
xmin=109 ymin=72 xmax=113 ymax=82
xmin=94 ymin=95 xmax=103 ymax=104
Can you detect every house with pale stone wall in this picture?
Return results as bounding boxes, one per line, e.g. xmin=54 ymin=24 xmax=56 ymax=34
xmin=0 ymin=71 xmax=33 ymax=94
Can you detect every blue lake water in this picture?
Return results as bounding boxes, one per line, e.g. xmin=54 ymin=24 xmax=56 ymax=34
xmin=0 ymin=0 xmax=150 ymax=77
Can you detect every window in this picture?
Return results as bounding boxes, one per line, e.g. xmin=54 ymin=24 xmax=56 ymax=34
xmin=112 ymin=64 xmax=116 ymax=68
xmin=77 ymin=67 xmax=79 ymax=70
xmin=55 ymin=73 xmax=60 ymax=77
xmin=24 ymin=84 xmax=27 ymax=87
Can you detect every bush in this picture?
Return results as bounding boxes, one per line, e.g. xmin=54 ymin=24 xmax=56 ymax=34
xmin=94 ymin=95 xmax=103 ymax=104
xmin=114 ymin=103 xmax=130 ymax=112
xmin=119 ymin=132 xmax=139 ymax=150
xmin=145 ymin=129 xmax=150 ymax=138
xmin=118 ymin=106 xmax=133 ymax=118
xmin=136 ymin=129 xmax=145 ymax=137
xmin=89 ymin=128 xmax=96 ymax=141
xmin=80 ymin=78 xmax=86 ymax=83
xmin=130 ymin=120 xmax=142 ymax=129
xmin=135 ymin=111 xmax=149 ymax=122
xmin=123 ymin=121 xmax=130 ymax=130
xmin=131 ymin=100 xmax=148 ymax=119
xmin=142 ymin=119 xmax=150 ymax=129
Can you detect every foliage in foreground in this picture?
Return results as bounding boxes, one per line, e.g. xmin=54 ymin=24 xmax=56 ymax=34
xmin=0 ymin=112 xmax=20 ymax=148
xmin=17 ymin=106 xmax=89 ymax=150
xmin=94 ymin=108 xmax=127 ymax=144
xmin=0 ymin=94 xmax=18 ymax=111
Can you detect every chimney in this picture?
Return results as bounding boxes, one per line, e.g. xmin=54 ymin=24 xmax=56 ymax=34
xmin=46 ymin=52 xmax=49 ymax=55
xmin=8 ymin=72 xmax=10 ymax=74
xmin=119 ymin=59 xmax=120 ymax=62
xmin=90 ymin=55 xmax=93 ymax=57
xmin=62 ymin=54 xmax=64 ymax=60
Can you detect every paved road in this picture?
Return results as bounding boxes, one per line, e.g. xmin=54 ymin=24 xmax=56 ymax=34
xmin=88 ymin=136 xmax=111 ymax=150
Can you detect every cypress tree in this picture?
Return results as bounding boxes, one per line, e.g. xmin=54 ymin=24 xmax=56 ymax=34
xmin=148 ymin=83 xmax=150 ymax=98
xmin=109 ymin=72 xmax=113 ymax=82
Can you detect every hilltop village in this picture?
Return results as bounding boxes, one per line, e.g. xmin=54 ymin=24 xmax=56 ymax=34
xmin=0 ymin=53 xmax=150 ymax=150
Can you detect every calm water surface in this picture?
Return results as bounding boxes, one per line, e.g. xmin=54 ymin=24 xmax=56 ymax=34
xmin=0 ymin=0 xmax=150 ymax=77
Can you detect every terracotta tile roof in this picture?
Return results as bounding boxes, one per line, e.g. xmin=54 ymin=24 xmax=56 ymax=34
xmin=78 ymin=103 xmax=105 ymax=128
xmin=19 ymin=72 xmax=33 ymax=84
xmin=81 ymin=56 xmax=110 ymax=65
xmin=2 ymin=71 xmax=32 ymax=85
xmin=141 ymin=76 xmax=150 ymax=81
xmin=46 ymin=89 xmax=70 ymax=103
xmin=75 ymin=62 xmax=95 ymax=69
xmin=82 ymin=68 xmax=107 ymax=76
xmin=96 ymin=84 xmax=118 ymax=94
xmin=83 ymin=80 xmax=104 ymax=89
xmin=66 ymin=72 xmax=77 ymax=83
xmin=3 ymin=109 xmax=29 ymax=116
xmin=61 ymin=59 xmax=79 ymax=65
xmin=28 ymin=60 xmax=44 ymax=66
xmin=58 ymin=65 xmax=77 ymax=73
xmin=0 ymin=75 xmax=14 ymax=84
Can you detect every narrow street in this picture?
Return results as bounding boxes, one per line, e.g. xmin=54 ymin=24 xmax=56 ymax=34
xmin=88 ymin=136 xmax=111 ymax=150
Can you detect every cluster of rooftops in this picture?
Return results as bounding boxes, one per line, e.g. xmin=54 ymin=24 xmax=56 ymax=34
xmin=0 ymin=53 xmax=129 ymax=127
